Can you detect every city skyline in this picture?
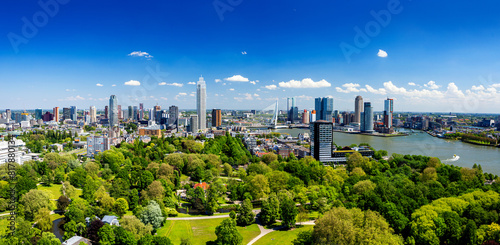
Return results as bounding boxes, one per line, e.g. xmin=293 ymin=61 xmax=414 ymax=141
xmin=1 ymin=1 xmax=500 ymax=112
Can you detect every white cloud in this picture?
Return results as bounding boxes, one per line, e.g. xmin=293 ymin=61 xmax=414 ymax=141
xmin=444 ymin=83 xmax=464 ymax=98
xmin=250 ymin=81 xmax=256 ymax=85
xmin=125 ymin=80 xmax=141 ymax=86
xmin=424 ymin=81 xmax=441 ymax=90
xmin=178 ymin=92 xmax=187 ymax=96
xmin=265 ymin=85 xmax=277 ymax=90
xmin=365 ymin=85 xmax=387 ymax=95
xmin=253 ymin=93 xmax=259 ymax=97
xmin=225 ymin=75 xmax=249 ymax=82
xmin=408 ymin=82 xmax=416 ymax=86
xmin=215 ymin=79 xmax=222 ymax=83
xmin=188 ymin=82 xmax=196 ymax=85
xmin=229 ymin=88 xmax=235 ymax=91
xmin=279 ymin=78 xmax=331 ymax=88
xmin=234 ymin=93 xmax=254 ymax=102
xmin=471 ymin=85 xmax=485 ymax=91
xmin=96 ymin=83 xmax=104 ymax=87
xmin=128 ymin=51 xmax=153 ymax=59
xmin=377 ymin=49 xmax=388 ymax=58
xmin=65 ymin=89 xmax=76 ymax=92
xmin=296 ymin=95 xmax=313 ymax=100
xmin=242 ymin=51 xmax=247 ymax=55
xmin=492 ymin=83 xmax=500 ymax=88
xmin=112 ymin=84 xmax=116 ymax=87
xmin=159 ymin=82 xmax=183 ymax=87
xmin=58 ymin=95 xmax=85 ymax=101
xmin=336 ymin=83 xmax=361 ymax=93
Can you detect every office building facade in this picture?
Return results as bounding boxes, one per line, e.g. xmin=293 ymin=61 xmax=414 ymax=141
xmin=384 ymin=98 xmax=394 ymax=128
xmin=310 ymin=120 xmax=335 ymax=163
xmin=212 ymin=109 xmax=222 ymax=127
xmin=354 ymin=95 xmax=363 ymax=123
xmin=109 ymin=95 xmax=118 ymax=126
xmin=360 ymin=102 xmax=374 ymax=132
xmin=315 ymin=97 xmax=333 ymax=122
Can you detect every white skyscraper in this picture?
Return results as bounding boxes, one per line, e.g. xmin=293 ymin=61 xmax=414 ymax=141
xmin=109 ymin=95 xmax=118 ymax=126
xmin=89 ymin=106 xmax=97 ymax=123
xmin=197 ymin=76 xmax=206 ymax=130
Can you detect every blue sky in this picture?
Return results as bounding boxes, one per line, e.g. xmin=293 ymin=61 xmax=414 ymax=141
xmin=1 ymin=0 xmax=500 ymax=113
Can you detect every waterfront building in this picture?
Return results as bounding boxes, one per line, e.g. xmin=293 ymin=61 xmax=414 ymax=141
xmin=315 ymin=97 xmax=334 ymax=122
xmin=384 ymin=98 xmax=394 ymax=128
xmin=212 ymin=109 xmax=222 ymax=127
xmin=197 ymin=76 xmax=207 ymax=130
xmin=302 ymin=110 xmax=309 ymax=124
xmin=360 ymin=102 xmax=374 ymax=132
xmin=310 ymin=120 xmax=335 ymax=163
xmin=109 ymin=95 xmax=118 ymax=126
xmin=311 ymin=110 xmax=316 ymax=122
xmin=354 ymin=95 xmax=364 ymax=123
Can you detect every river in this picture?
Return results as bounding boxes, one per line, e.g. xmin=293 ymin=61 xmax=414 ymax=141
xmin=271 ymin=128 xmax=500 ymax=175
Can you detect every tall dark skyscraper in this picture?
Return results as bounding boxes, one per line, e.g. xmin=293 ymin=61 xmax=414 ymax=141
xmin=169 ymin=105 xmax=179 ymax=128
xmin=139 ymin=103 xmax=144 ymax=120
xmin=63 ymin=107 xmax=71 ymax=120
xmin=384 ymin=98 xmax=394 ymax=128
xmin=310 ymin=120 xmax=335 ymax=163
xmin=70 ymin=106 xmax=77 ymax=121
xmin=212 ymin=109 xmax=222 ymax=127
xmin=315 ymin=97 xmax=333 ymax=122
xmin=361 ymin=102 xmax=374 ymax=132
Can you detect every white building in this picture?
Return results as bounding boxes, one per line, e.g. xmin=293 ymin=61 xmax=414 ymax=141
xmin=197 ymin=76 xmax=207 ymax=130
xmin=0 ymin=139 xmax=37 ymax=165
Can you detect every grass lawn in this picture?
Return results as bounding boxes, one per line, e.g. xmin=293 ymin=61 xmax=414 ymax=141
xmin=253 ymin=225 xmax=313 ymax=245
xmin=157 ymin=218 xmax=260 ymax=245
xmin=38 ymin=184 xmax=63 ymax=200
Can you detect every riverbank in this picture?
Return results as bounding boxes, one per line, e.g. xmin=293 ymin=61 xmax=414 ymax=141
xmin=333 ymin=129 xmax=408 ymax=137
xmin=426 ymin=130 xmax=499 ymax=148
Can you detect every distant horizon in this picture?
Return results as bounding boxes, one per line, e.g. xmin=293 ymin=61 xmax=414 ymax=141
xmin=2 ymin=1 xmax=500 ymax=113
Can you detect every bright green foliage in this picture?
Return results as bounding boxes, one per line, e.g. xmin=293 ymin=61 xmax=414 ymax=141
xmin=260 ymin=193 xmax=280 ymax=225
xmin=237 ymin=199 xmax=255 ymax=226
xmin=20 ymin=189 xmax=52 ymax=221
xmin=215 ymin=218 xmax=243 ymax=245
xmin=312 ymin=207 xmax=403 ymax=245
xmin=98 ymin=224 xmax=115 ymax=245
xmin=280 ymin=193 xmax=298 ymax=229
xmin=139 ymin=200 xmax=165 ymax=229
xmin=114 ymin=198 xmax=129 ymax=217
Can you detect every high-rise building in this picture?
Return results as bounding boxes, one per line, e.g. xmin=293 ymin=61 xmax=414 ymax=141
xmin=104 ymin=106 xmax=109 ymax=119
xmin=89 ymin=106 xmax=96 ymax=123
xmin=310 ymin=120 xmax=335 ymax=163
xmin=311 ymin=110 xmax=316 ymax=122
xmin=154 ymin=105 xmax=162 ymax=124
xmin=133 ymin=106 xmax=138 ymax=121
xmin=70 ymin=106 xmax=77 ymax=121
xmin=53 ymin=107 xmax=59 ymax=122
xmin=212 ymin=109 xmax=222 ymax=127
xmin=139 ymin=103 xmax=144 ymax=120
xmin=354 ymin=95 xmax=364 ymax=123
xmin=190 ymin=115 xmax=198 ymax=133
xmin=315 ymin=97 xmax=334 ymax=122
xmin=361 ymin=102 xmax=374 ymax=132
xmin=384 ymin=98 xmax=394 ymax=128
xmin=42 ymin=112 xmax=53 ymax=122
xmin=168 ymin=106 xmax=179 ymax=128
xmin=63 ymin=107 xmax=71 ymax=120
xmin=302 ymin=110 xmax=309 ymax=124
xmin=117 ymin=105 xmax=123 ymax=120
xmin=109 ymin=95 xmax=118 ymax=126
xmin=128 ymin=106 xmax=133 ymax=119
xmin=197 ymin=76 xmax=207 ymax=130
xmin=5 ymin=109 xmax=11 ymax=120
xmin=35 ymin=109 xmax=43 ymax=120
